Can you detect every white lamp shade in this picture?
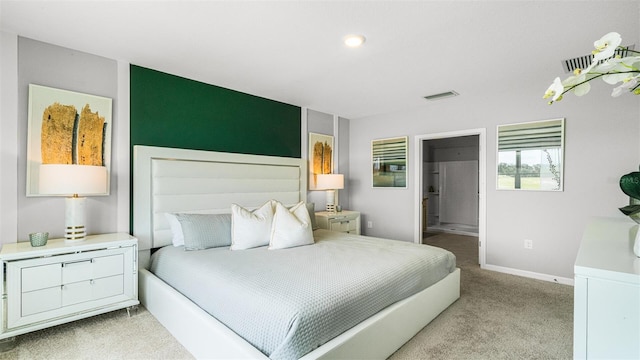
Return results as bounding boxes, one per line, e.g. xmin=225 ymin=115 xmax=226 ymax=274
xmin=316 ymin=174 xmax=344 ymax=190
xmin=39 ymin=164 xmax=108 ymax=196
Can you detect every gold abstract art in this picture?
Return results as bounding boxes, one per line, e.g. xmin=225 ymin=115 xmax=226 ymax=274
xmin=41 ymin=102 xmax=105 ymax=166
xmin=312 ymin=140 xmax=332 ymax=175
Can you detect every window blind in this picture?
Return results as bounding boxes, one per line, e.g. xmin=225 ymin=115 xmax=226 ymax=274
xmin=498 ymin=119 xmax=564 ymax=151
xmin=372 ymin=137 xmax=407 ymax=164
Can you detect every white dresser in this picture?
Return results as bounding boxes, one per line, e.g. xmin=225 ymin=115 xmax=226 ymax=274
xmin=0 ymin=233 xmax=139 ymax=340
xmin=574 ymin=217 xmax=640 ymax=359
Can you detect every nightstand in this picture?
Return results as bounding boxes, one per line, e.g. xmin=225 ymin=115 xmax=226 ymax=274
xmin=315 ymin=210 xmax=361 ymax=235
xmin=0 ymin=233 xmax=139 ymax=341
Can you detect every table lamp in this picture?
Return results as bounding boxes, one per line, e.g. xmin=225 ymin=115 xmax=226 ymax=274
xmin=316 ymin=174 xmax=344 ymax=212
xmin=39 ymin=164 xmax=108 ymax=242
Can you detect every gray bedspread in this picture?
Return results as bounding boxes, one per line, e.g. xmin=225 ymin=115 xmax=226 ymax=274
xmin=150 ymin=229 xmax=456 ymax=360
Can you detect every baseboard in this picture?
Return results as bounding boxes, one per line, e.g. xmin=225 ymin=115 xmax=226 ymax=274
xmin=482 ymin=264 xmax=574 ymax=286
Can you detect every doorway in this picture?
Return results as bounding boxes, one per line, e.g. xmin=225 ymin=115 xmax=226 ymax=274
xmin=413 ymin=129 xmax=486 ymax=267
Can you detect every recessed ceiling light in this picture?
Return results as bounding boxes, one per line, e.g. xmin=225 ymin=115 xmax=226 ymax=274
xmin=344 ymin=34 xmax=366 ymax=47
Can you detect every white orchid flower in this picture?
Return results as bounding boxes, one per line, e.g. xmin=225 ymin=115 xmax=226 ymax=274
xmin=561 ymin=71 xmax=591 ymax=96
xmin=592 ymin=32 xmax=622 ymax=63
xmin=603 ymin=72 xmax=633 ymax=85
xmin=595 ymin=57 xmax=640 ymax=84
xmin=612 ymin=77 xmax=639 ymax=97
xmin=543 ymin=77 xmax=564 ymax=103
xmin=594 ymin=56 xmax=640 ymax=73
xmin=591 ymin=57 xmax=625 ymax=73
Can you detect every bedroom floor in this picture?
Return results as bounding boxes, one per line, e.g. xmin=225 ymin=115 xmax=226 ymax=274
xmin=391 ymin=232 xmax=573 ymax=359
xmin=422 ymin=231 xmax=479 ymax=266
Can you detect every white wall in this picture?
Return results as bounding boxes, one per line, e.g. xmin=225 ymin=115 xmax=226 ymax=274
xmin=0 ymin=31 xmax=19 ymax=244
xmin=349 ymin=83 xmax=639 ymax=280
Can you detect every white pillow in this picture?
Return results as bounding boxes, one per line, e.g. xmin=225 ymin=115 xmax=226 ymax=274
xmin=269 ymin=201 xmax=314 ymax=250
xmin=230 ymin=200 xmax=276 ymax=250
xmin=165 ymin=213 xmax=185 ymax=247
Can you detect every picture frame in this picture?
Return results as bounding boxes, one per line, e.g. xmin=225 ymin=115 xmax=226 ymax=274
xmin=372 ymin=136 xmax=408 ymax=188
xmin=26 ymin=84 xmax=112 ymax=196
xmin=496 ymin=118 xmax=564 ymax=191
xmin=308 ymin=132 xmax=334 ymax=190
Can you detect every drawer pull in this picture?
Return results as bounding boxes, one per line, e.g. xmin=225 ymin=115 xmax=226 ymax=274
xmin=62 ymin=259 xmax=92 ymax=267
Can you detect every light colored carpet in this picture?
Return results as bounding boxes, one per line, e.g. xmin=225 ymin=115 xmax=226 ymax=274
xmin=0 ymin=233 xmax=573 ymax=360
xmin=389 ymin=233 xmax=573 ymax=359
xmin=0 ymin=307 xmax=193 ymax=360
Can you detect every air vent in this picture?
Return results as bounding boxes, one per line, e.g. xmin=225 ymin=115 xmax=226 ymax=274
xmin=423 ymin=91 xmax=459 ymax=101
xmin=562 ymin=45 xmax=635 ymax=73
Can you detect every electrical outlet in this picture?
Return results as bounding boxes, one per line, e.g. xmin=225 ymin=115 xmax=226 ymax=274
xmin=367 ymin=221 xmax=373 ymax=229
xmin=524 ymin=239 xmax=533 ymax=249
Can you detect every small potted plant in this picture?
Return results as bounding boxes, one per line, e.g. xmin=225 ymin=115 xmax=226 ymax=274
xmin=619 ymin=170 xmax=640 ymax=256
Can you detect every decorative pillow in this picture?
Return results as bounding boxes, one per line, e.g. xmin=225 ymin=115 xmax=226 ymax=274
xmin=230 ymin=200 xmax=276 ymax=250
xmin=269 ymin=201 xmax=314 ymax=250
xmin=165 ymin=213 xmax=185 ymax=247
xmin=172 ymin=213 xmax=232 ymax=251
xmin=305 ymin=202 xmax=318 ymax=230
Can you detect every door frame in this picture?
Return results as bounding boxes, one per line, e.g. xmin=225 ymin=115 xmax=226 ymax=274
xmin=413 ymin=128 xmax=487 ymax=268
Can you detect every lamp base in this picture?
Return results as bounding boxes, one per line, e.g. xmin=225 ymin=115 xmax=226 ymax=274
xmin=325 ymin=189 xmax=337 ymax=213
xmin=65 ymin=197 xmax=87 ymax=242
xmin=65 ymin=226 xmax=86 ymax=242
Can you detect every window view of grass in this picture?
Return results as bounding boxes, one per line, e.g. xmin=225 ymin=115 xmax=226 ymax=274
xmin=498 ymin=149 xmax=561 ymax=190
xmin=498 ymin=175 xmax=541 ymax=189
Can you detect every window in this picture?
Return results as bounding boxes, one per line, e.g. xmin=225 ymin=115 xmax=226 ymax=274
xmin=497 ymin=118 xmax=564 ymax=191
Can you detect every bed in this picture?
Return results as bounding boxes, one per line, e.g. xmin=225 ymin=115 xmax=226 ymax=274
xmin=133 ymin=145 xmax=460 ymax=359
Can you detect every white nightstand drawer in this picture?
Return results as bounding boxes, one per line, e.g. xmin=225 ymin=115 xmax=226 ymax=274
xmin=62 ymin=254 xmax=123 ymax=284
xmin=92 ymin=254 xmax=124 ymax=278
xmin=22 ymin=287 xmax=62 ymax=316
xmin=330 ymin=220 xmax=357 ymax=232
xmin=21 ymin=264 xmax=61 ymax=292
xmin=62 ymin=260 xmax=93 ymax=284
xmin=62 ymin=281 xmax=93 ymax=306
xmin=92 ymin=275 xmax=124 ymax=299
xmin=62 ymin=275 xmax=124 ymax=307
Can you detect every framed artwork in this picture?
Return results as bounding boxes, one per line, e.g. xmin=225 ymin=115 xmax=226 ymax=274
xmin=497 ymin=118 xmax=564 ymax=191
xmin=308 ymin=132 xmax=334 ymax=189
xmin=372 ymin=136 xmax=408 ymax=188
xmin=26 ymin=84 xmax=112 ymax=196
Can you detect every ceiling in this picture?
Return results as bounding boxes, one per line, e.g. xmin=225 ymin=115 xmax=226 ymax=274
xmin=1 ymin=1 xmax=638 ymax=120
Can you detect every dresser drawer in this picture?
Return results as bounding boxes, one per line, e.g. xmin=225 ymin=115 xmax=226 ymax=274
xmin=92 ymin=275 xmax=124 ymax=300
xmin=330 ymin=219 xmax=357 ymax=232
xmin=22 ymin=287 xmax=62 ymax=317
xmin=62 ymin=275 xmax=124 ymax=307
xmin=21 ymin=264 xmax=61 ymax=292
xmin=62 ymin=254 xmax=124 ymax=284
xmin=62 ymin=280 xmax=93 ymax=306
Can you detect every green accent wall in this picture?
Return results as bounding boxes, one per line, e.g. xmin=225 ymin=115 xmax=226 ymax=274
xmin=130 ymin=65 xmax=301 ymax=158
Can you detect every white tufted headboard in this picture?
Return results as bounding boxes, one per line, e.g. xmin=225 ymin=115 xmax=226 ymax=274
xmin=133 ymin=145 xmax=307 ymax=252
